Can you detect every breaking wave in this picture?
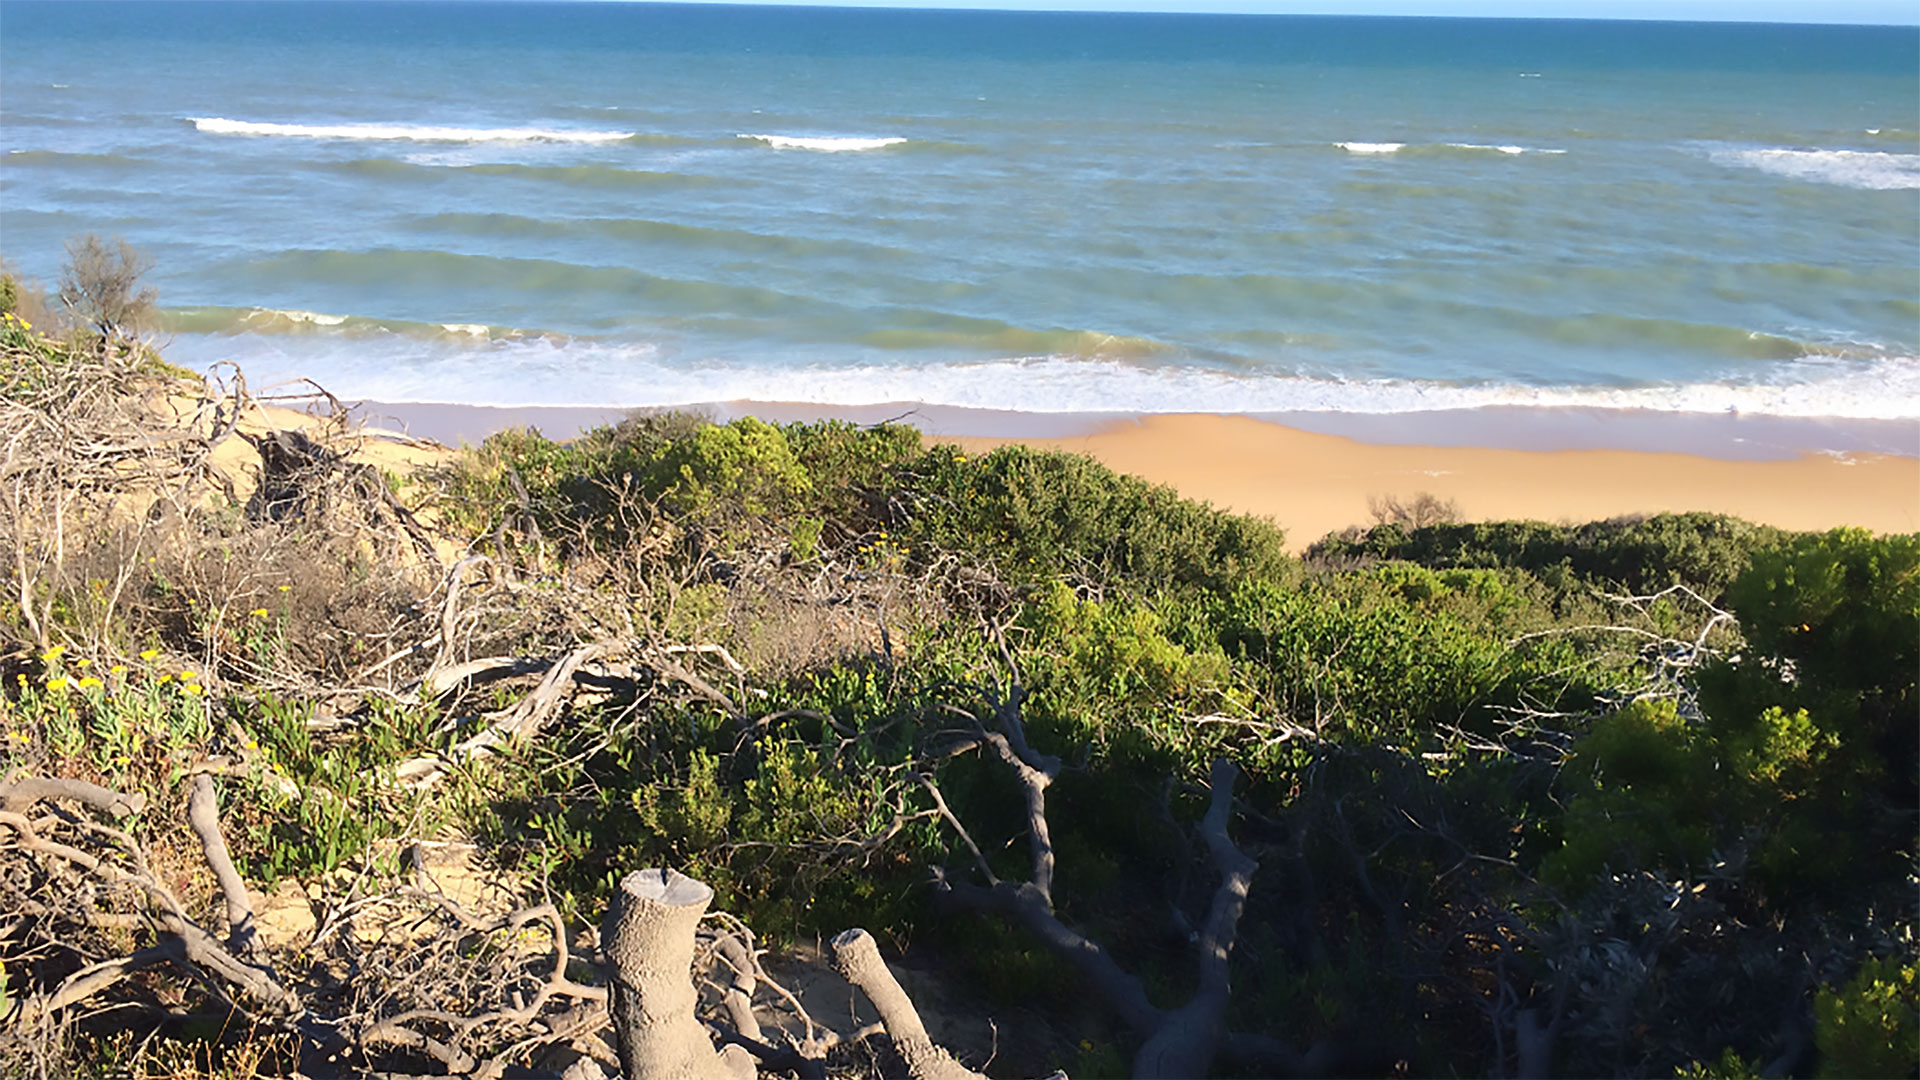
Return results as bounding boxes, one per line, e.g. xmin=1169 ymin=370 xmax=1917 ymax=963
xmin=737 ymin=133 xmax=910 ymax=152
xmin=1714 ymin=147 xmax=1920 ymax=190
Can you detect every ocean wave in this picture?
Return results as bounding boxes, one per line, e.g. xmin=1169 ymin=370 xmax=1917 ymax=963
xmin=188 ymin=117 xmax=636 ymax=143
xmin=1715 ymin=147 xmax=1920 ymax=191
xmin=1433 ymin=142 xmax=1565 ymax=155
xmin=1336 ymin=141 xmax=1564 ymax=156
xmin=157 ymin=329 xmax=1920 ymax=422
xmin=737 ymin=133 xmax=909 ymax=152
xmin=160 ymin=305 xmax=528 ymax=342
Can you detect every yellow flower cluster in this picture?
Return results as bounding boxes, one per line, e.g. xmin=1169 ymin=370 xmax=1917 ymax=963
xmin=25 ymin=644 xmax=205 ymax=697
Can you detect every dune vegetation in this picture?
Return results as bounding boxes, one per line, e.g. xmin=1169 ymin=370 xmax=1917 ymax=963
xmin=0 ymin=243 xmax=1914 ymax=1079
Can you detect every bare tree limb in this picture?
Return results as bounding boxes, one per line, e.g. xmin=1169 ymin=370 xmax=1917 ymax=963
xmin=188 ymin=774 xmax=261 ymax=960
xmin=0 ymin=775 xmax=147 ymax=817
xmin=830 ymin=929 xmax=984 ymax=1080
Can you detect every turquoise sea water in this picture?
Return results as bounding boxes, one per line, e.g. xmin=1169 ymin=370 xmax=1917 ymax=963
xmin=2 ymin=2 xmax=1916 ymax=422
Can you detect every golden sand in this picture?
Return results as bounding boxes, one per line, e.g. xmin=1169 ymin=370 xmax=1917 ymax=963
xmin=950 ymin=413 xmax=1920 ymax=551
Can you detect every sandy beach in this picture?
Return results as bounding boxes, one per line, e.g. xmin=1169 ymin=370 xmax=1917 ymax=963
xmin=346 ymin=399 xmax=1919 ymax=552
xmin=949 ymin=413 xmax=1920 ymax=551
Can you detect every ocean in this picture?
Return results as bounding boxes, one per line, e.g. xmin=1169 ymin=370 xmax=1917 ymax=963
xmin=2 ymin=1 xmax=1916 ymax=435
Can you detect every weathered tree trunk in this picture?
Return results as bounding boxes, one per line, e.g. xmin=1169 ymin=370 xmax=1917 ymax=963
xmin=600 ymin=868 xmax=754 ymax=1080
xmin=831 ymin=929 xmax=985 ymax=1080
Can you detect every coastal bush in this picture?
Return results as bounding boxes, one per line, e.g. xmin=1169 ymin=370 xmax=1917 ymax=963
xmin=1310 ymin=511 xmax=1785 ymax=599
xmin=1815 ymin=956 xmax=1919 ymax=1079
xmin=437 ymin=413 xmax=921 ymax=556
xmin=896 ymin=443 xmax=1291 ymax=593
xmin=1547 ymin=530 xmax=1918 ymax=900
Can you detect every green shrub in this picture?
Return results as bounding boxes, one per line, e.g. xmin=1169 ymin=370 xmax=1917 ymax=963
xmin=1545 ymin=699 xmax=1721 ymax=885
xmin=1550 ymin=528 xmax=1919 ymax=902
xmin=1311 ymin=512 xmax=1784 ymax=599
xmin=899 ymin=443 xmax=1290 ymax=593
xmin=1815 ymin=957 xmax=1919 ymax=1079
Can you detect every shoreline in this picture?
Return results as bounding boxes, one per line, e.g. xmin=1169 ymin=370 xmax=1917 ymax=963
xmin=338 ymin=399 xmax=1920 ymax=552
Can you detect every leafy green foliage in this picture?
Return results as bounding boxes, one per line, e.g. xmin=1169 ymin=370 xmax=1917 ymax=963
xmin=234 ymin=695 xmax=441 ymax=885
xmin=1815 ymin=957 xmax=1919 ymax=1079
xmin=1546 ymin=700 xmax=1722 ymax=884
xmin=433 ymin=414 xmax=922 ymax=556
xmin=1312 ymin=512 xmax=1785 ymax=599
xmin=897 ymin=443 xmax=1291 ymax=592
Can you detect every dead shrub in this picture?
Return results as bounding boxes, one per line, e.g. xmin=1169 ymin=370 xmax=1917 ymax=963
xmin=1368 ymin=490 xmax=1461 ymax=529
xmin=57 ymin=233 xmax=157 ymax=345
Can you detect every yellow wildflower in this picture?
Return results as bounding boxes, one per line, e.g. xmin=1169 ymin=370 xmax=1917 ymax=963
xmin=46 ymin=678 xmax=68 ymax=692
xmin=157 ymin=674 xmax=173 ymax=684
xmin=139 ymin=648 xmax=159 ymax=661
xmin=250 ymin=608 xmax=269 ymax=618
xmin=181 ymin=683 xmax=204 ymax=697
xmin=6 ymin=731 xmax=30 ymax=744
xmin=278 ymin=584 xmax=291 ymax=592
xmin=76 ymin=677 xmax=102 ymax=689
xmin=179 ymin=671 xmax=197 ymax=682
xmin=40 ymin=645 xmax=65 ymax=661
xmin=109 ymin=665 xmax=125 ymax=675
xmin=74 ymin=657 xmax=91 ymax=668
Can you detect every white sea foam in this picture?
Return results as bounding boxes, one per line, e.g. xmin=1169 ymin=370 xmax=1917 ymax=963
xmin=1716 ymin=147 xmax=1920 ymax=191
xmin=737 ymin=133 xmax=909 ymax=152
xmin=188 ymin=117 xmax=635 ymax=143
xmin=244 ymin=307 xmax=347 ymax=327
xmin=441 ymin=323 xmax=491 ymax=337
xmin=1339 ymin=141 xmax=1563 ymax=156
xmin=1444 ymin=143 xmax=1565 ymax=155
xmin=161 ymin=332 xmax=1920 ymax=422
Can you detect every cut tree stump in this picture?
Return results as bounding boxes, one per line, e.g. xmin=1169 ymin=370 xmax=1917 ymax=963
xmin=600 ymin=868 xmax=755 ymax=1080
